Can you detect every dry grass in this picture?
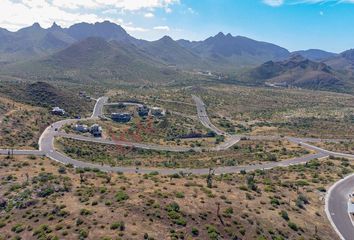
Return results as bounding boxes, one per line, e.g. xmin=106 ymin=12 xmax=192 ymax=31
xmin=0 ymin=155 xmax=347 ymax=240
xmin=55 ymin=138 xmax=312 ymax=169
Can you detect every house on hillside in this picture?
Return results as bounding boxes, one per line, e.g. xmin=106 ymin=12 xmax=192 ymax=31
xmin=151 ymin=107 xmax=165 ymax=117
xmin=137 ymin=106 xmax=149 ymax=117
xmin=52 ymin=107 xmax=65 ymax=116
xmin=90 ymin=124 xmax=102 ymax=137
xmin=111 ymin=113 xmax=132 ymax=123
xmin=74 ymin=124 xmax=89 ymax=133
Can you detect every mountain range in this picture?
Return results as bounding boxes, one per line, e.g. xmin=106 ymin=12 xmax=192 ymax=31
xmin=0 ymin=21 xmax=354 ymax=91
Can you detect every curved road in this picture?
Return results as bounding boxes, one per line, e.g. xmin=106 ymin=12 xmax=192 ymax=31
xmin=326 ymin=174 xmax=354 ymax=240
xmin=1 ymin=95 xmax=354 ymax=239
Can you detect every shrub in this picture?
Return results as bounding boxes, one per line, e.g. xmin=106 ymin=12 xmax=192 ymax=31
xmin=288 ymin=222 xmax=298 ymax=231
xmin=191 ymin=227 xmax=199 ymax=236
xmin=80 ymin=208 xmax=92 ymax=216
xmin=115 ymin=191 xmax=129 ymax=202
xmin=11 ymin=223 xmax=24 ymax=233
xmin=0 ymin=221 xmax=6 ymax=228
xmin=280 ymin=210 xmax=289 ymax=221
xmin=175 ymin=192 xmax=185 ymax=198
xmin=296 ymin=194 xmax=309 ymax=209
xmin=110 ymin=221 xmax=125 ymax=231
xmin=79 ymin=228 xmax=89 ymax=239
xmin=206 ymin=225 xmax=219 ymax=240
xmin=58 ymin=166 xmax=66 ymax=174
xmin=224 ymin=207 xmax=233 ymax=215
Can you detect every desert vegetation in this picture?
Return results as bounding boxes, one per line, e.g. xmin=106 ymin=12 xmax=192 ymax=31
xmin=55 ymin=138 xmax=311 ymax=168
xmin=0 ymin=154 xmax=350 ymax=239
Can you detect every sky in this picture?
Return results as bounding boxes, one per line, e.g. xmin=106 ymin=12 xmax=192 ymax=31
xmin=0 ymin=0 xmax=354 ymax=52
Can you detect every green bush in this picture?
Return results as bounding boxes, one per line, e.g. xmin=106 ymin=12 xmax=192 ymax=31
xmin=288 ymin=222 xmax=298 ymax=231
xmin=191 ymin=227 xmax=199 ymax=236
xmin=280 ymin=210 xmax=289 ymax=221
xmin=115 ymin=191 xmax=129 ymax=202
xmin=110 ymin=221 xmax=125 ymax=231
xmin=11 ymin=223 xmax=24 ymax=233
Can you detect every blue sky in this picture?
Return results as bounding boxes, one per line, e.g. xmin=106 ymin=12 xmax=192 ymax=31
xmin=1 ymin=0 xmax=354 ymax=52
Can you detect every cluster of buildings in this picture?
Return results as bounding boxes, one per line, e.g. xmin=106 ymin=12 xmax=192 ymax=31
xmin=73 ymin=123 xmax=102 ymax=137
xmin=55 ymin=101 xmax=166 ymax=138
xmin=111 ymin=105 xmax=165 ymax=123
xmin=111 ymin=113 xmax=132 ymax=123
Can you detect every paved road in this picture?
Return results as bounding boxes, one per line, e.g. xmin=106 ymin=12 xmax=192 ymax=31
xmin=326 ymin=175 xmax=354 ymax=240
xmin=91 ymin=97 xmax=108 ymax=118
xmin=192 ymin=95 xmax=228 ymax=136
xmin=286 ymin=137 xmax=354 ymax=240
xmin=0 ymin=149 xmax=44 ymax=156
xmin=192 ymin=94 xmax=241 ymax=150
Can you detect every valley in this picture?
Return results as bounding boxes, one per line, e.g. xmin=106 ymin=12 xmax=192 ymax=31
xmin=0 ymin=18 xmax=354 ymax=240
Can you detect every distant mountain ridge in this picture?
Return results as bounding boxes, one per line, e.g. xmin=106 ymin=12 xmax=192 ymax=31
xmin=240 ymin=55 xmax=354 ymax=92
xmin=177 ymin=32 xmax=290 ymax=70
xmin=325 ymin=49 xmax=354 ymax=72
xmin=0 ymin=21 xmax=353 ymax=92
xmin=0 ymin=21 xmax=135 ymax=63
xmin=3 ymin=37 xmax=181 ymax=84
xmin=292 ymin=49 xmax=337 ymax=62
xmin=0 ymin=21 xmax=291 ymax=70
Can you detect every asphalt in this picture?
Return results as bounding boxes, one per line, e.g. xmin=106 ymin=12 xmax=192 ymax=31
xmin=0 ymin=149 xmax=44 ymax=156
xmin=326 ymin=175 xmax=354 ymax=240
xmin=192 ymin=94 xmax=228 ymax=136
xmin=1 ymin=94 xmax=354 ymax=239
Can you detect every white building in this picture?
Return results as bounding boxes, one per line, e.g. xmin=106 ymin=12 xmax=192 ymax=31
xmin=52 ymin=107 xmax=65 ymax=116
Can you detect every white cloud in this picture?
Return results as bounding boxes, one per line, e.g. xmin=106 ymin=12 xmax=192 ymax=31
xmin=144 ymin=12 xmax=155 ymax=18
xmin=0 ymin=0 xmax=179 ymax=31
xmin=0 ymin=0 xmax=102 ymax=30
xmin=51 ymin=0 xmax=99 ymax=9
xmin=263 ymin=0 xmax=284 ymax=6
xmin=153 ymin=25 xmax=170 ymax=31
xmin=187 ymin=7 xmax=196 ymax=14
xmin=124 ymin=26 xmax=149 ymax=32
xmin=94 ymin=0 xmax=179 ymax=11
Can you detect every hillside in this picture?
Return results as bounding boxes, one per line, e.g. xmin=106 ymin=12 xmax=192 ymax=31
xmin=292 ymin=49 xmax=337 ymax=62
xmin=0 ymin=22 xmax=291 ymax=73
xmin=325 ymin=49 xmax=354 ymax=72
xmin=241 ymin=55 xmax=351 ymax=91
xmin=0 ymin=21 xmax=353 ymax=91
xmin=66 ymin=21 xmax=136 ymax=43
xmin=0 ymin=23 xmax=76 ymax=63
xmin=0 ymin=81 xmax=94 ymax=116
xmin=0 ymin=21 xmax=136 ymax=64
xmin=179 ymin=32 xmax=290 ymax=70
xmin=139 ymin=36 xmax=210 ymax=69
xmin=1 ymin=37 xmax=182 ymax=85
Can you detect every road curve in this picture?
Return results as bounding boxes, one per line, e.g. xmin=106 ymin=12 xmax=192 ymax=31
xmin=287 ymin=137 xmax=354 ymax=240
xmin=326 ymin=174 xmax=354 ymax=240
